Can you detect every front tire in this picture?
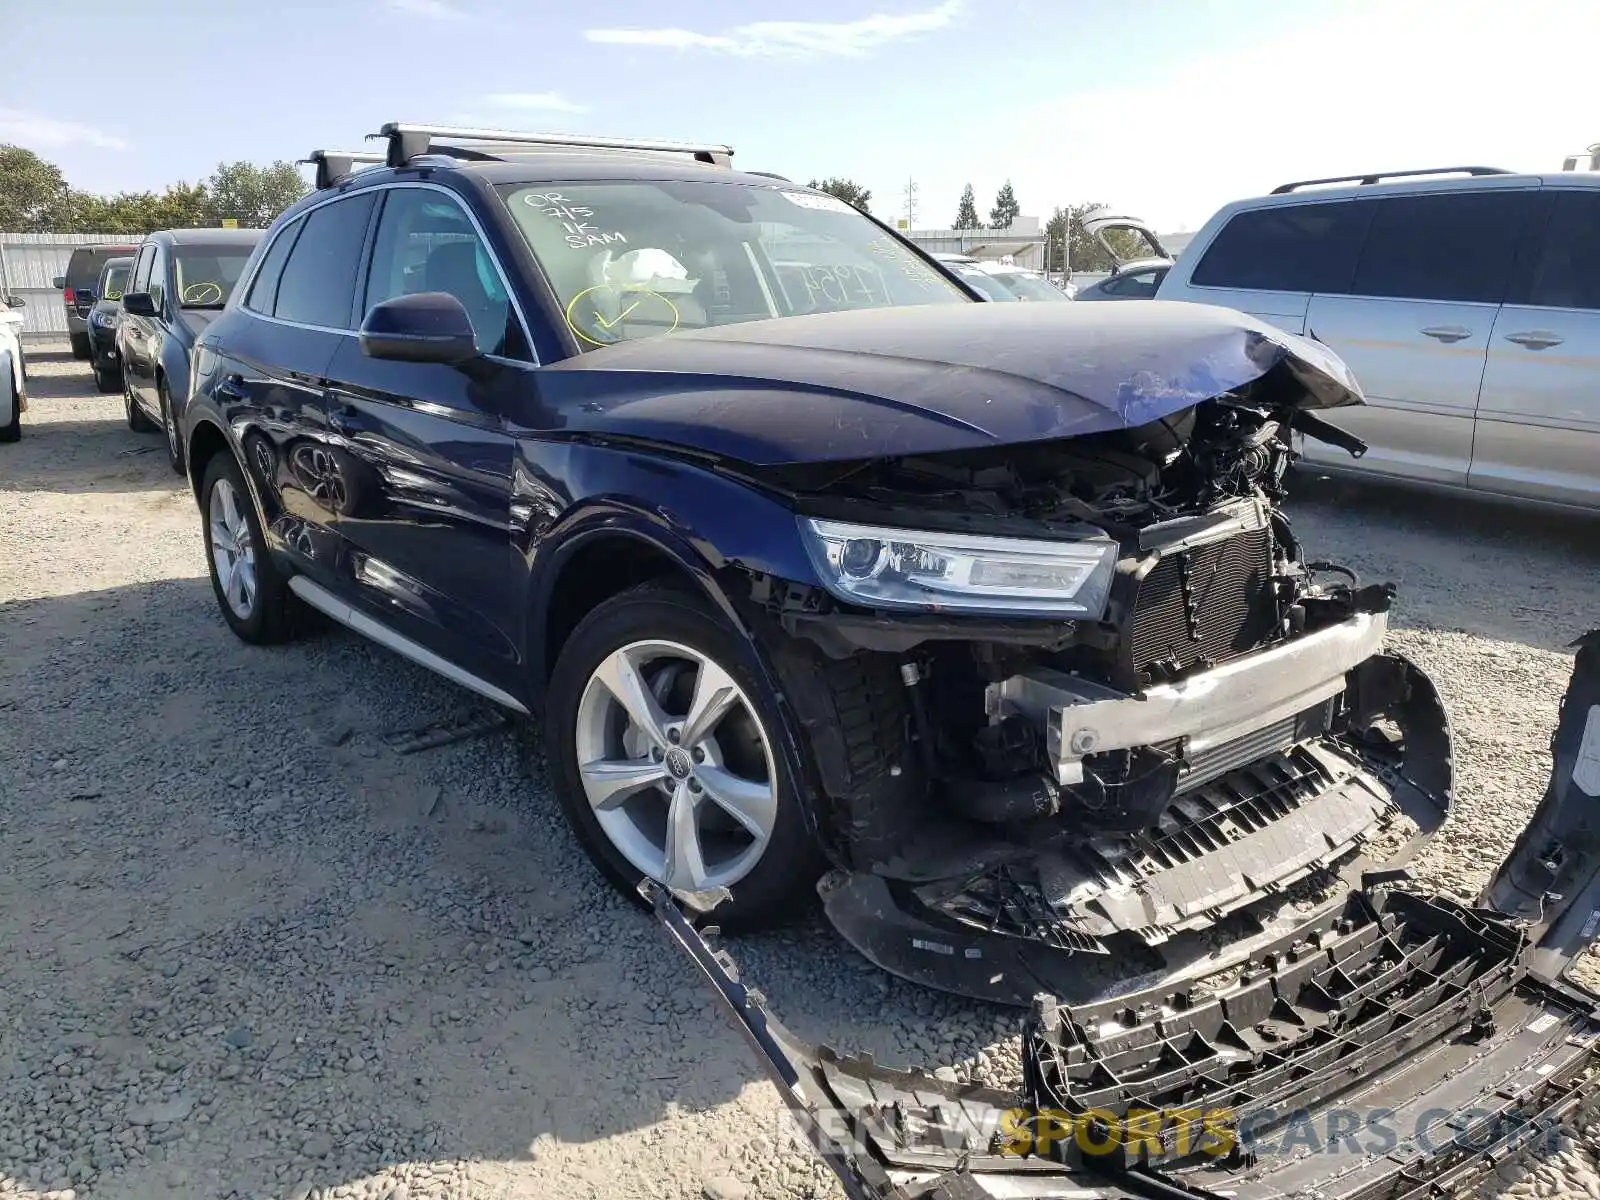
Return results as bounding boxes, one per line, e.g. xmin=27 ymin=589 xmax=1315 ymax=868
xmin=159 ymin=380 xmax=186 ymax=475
xmin=0 ymin=359 xmax=19 ymax=443
xmin=200 ymin=453 xmax=298 ymax=644
xmin=93 ymin=357 xmax=121 ymax=394
xmin=544 ymin=584 xmax=820 ymax=930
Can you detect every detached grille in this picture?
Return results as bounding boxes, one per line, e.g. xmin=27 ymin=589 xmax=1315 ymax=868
xmin=1125 ymin=527 xmax=1277 ymax=687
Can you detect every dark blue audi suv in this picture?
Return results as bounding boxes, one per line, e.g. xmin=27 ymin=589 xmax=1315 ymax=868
xmin=181 ymin=124 xmax=1452 ymax=1006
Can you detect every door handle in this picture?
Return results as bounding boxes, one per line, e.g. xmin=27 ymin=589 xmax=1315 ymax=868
xmin=1420 ymin=325 xmax=1473 ymax=343
xmin=1504 ymin=330 xmax=1564 ymax=350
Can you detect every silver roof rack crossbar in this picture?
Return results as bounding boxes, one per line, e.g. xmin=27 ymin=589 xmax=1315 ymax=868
xmin=373 ymin=123 xmax=734 ymax=169
xmin=1270 ymin=165 xmax=1513 ymax=194
xmin=302 ymin=149 xmax=388 ymax=190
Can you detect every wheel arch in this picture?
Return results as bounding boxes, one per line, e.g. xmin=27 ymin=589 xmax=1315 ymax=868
xmin=186 ymin=416 xmax=232 ymax=502
xmin=530 ymin=522 xmax=749 ymax=700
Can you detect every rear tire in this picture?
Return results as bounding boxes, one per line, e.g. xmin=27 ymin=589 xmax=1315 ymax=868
xmin=199 ymin=452 xmax=298 ymax=644
xmin=70 ymin=332 xmax=90 ymax=360
xmin=159 ymin=380 xmax=186 ymax=475
xmin=125 ymin=376 xmax=155 ymax=432
xmin=543 ymin=583 xmax=821 ymax=930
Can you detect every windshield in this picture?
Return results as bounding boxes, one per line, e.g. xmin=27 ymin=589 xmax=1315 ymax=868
xmin=989 ymin=270 xmax=1068 ymax=302
xmin=173 ymin=247 xmax=252 ymax=308
xmin=948 ymin=263 xmax=1018 ymax=301
xmin=99 ymin=264 xmax=130 ymax=301
xmin=498 ymin=181 xmax=969 ymax=348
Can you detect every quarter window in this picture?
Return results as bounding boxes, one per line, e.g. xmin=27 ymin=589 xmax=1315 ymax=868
xmin=363 ymin=188 xmax=528 ymax=360
xmin=1190 ymin=201 xmax=1368 ymax=293
xmin=147 ymin=245 xmax=168 ymax=310
xmin=1350 ymin=191 xmax=1529 ymax=304
xmin=272 ymin=193 xmax=378 ymax=328
xmin=130 ymin=246 xmax=154 ymax=295
xmin=1523 ymin=191 xmax=1600 ymax=311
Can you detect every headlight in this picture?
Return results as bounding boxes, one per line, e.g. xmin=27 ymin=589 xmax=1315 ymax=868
xmin=799 ymin=517 xmax=1117 ymax=618
xmin=91 ymin=310 xmax=119 ymax=328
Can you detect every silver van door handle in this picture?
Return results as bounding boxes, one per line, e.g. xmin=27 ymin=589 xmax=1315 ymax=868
xmin=1504 ymin=330 xmax=1564 ymax=350
xmin=1420 ymin=325 xmax=1473 ymax=343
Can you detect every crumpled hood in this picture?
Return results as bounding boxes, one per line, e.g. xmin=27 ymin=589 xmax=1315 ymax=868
xmin=538 ymin=300 xmax=1363 ymax=466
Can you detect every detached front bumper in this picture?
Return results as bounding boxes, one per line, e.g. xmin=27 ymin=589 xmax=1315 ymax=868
xmin=650 ymin=880 xmax=1600 ymax=1200
xmin=647 ymin=629 xmax=1600 ymax=1200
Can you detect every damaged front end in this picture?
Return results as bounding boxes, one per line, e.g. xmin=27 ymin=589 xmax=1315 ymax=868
xmin=645 ymin=629 xmax=1600 ymax=1200
xmin=740 ymin=326 xmax=1451 ymax=1007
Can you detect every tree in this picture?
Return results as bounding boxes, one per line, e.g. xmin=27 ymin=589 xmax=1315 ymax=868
xmin=207 ymin=160 xmax=308 ymax=228
xmin=805 ymin=177 xmax=871 ymax=214
xmin=1045 ymin=206 xmax=1068 ymax=274
xmin=989 ymin=180 xmax=1019 ymax=230
xmin=953 ymin=183 xmax=980 ymax=229
xmin=0 ymin=145 xmax=74 ymax=231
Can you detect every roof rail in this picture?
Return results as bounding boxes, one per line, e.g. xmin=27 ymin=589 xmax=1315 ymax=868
xmin=301 ymin=149 xmax=387 ymax=190
xmin=373 ymin=123 xmax=734 ymax=169
xmin=745 ymin=171 xmax=792 ymax=182
xmin=1270 ymin=165 xmax=1513 ymax=194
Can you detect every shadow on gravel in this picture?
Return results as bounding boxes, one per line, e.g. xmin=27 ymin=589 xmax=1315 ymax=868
xmin=1288 ymin=471 xmax=1599 ymax=655
xmin=0 ymin=576 xmax=1008 ymax=1199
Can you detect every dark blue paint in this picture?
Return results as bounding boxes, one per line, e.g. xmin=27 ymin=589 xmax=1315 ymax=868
xmin=182 ymin=153 xmax=1366 ymax=716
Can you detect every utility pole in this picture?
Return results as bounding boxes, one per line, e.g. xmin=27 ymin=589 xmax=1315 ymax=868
xmin=902 ymin=177 xmax=919 ymax=231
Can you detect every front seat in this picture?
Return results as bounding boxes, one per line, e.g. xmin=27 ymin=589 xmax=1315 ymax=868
xmin=423 ymin=240 xmax=504 ymax=354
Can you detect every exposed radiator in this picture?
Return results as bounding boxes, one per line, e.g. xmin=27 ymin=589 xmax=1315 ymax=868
xmin=1125 ymin=526 xmax=1278 ymax=687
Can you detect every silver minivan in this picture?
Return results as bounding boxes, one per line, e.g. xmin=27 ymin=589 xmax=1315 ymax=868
xmin=1153 ymin=167 xmax=1600 ymax=512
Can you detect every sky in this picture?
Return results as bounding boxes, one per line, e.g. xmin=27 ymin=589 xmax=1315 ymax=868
xmin=3 ymin=0 xmax=1598 ymax=234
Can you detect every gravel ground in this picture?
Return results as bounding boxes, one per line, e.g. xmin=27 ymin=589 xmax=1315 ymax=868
xmin=1 ymin=345 xmax=1596 ymax=1200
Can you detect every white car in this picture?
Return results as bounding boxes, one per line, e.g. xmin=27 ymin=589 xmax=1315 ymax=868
xmin=1155 ymin=166 xmax=1600 ymax=512
xmin=1 ymin=295 xmax=25 ymax=443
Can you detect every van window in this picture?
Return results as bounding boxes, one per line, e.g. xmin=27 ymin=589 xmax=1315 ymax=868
xmin=1189 ymin=201 xmax=1368 ymax=293
xmin=1350 ymin=191 xmax=1529 ymax=305
xmin=1522 ymin=191 xmax=1600 ymax=311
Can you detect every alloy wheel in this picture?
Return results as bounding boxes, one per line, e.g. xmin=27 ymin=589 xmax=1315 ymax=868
xmin=208 ymin=477 xmax=258 ymax=619
xmin=573 ymin=639 xmax=778 ymax=893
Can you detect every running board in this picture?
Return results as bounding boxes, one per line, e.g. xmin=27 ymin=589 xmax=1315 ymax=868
xmin=287 ymin=576 xmax=529 ymax=714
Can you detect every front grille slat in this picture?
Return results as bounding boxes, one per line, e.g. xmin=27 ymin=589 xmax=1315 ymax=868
xmin=1125 ymin=527 xmax=1277 ymax=688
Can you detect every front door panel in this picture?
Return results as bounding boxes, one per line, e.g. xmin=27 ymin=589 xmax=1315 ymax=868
xmin=323 ymin=340 xmax=521 ymax=690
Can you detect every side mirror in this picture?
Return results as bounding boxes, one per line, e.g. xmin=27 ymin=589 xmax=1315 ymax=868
xmin=52 ymin=276 xmax=65 ymax=290
xmin=122 ymin=292 xmax=157 ymax=318
xmin=6 ymin=296 xmax=24 ymax=309
xmin=359 ymin=292 xmax=479 ymax=365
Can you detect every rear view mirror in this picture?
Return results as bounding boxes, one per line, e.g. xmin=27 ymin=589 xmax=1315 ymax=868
xmin=52 ymin=276 xmax=65 ymax=290
xmin=122 ymin=292 xmax=157 ymax=318
xmin=359 ymin=292 xmax=479 ymax=365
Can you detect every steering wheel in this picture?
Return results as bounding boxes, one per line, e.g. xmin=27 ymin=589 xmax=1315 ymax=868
xmin=181 ymin=281 xmax=224 ymax=305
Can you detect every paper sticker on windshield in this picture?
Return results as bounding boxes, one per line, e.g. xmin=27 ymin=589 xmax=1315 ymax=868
xmin=780 ymin=191 xmax=855 ymax=214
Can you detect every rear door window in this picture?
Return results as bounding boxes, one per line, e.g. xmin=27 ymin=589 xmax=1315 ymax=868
xmin=1520 ymin=190 xmax=1600 ymax=311
xmin=245 ymin=218 xmax=303 ymax=316
xmin=1190 ymin=201 xmax=1369 ymax=293
xmin=271 ymin=194 xmax=377 ymax=328
xmin=1350 ymin=191 xmax=1530 ymax=304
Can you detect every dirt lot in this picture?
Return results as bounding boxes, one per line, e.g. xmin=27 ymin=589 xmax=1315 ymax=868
xmin=2 ymin=345 xmax=1597 ymax=1200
